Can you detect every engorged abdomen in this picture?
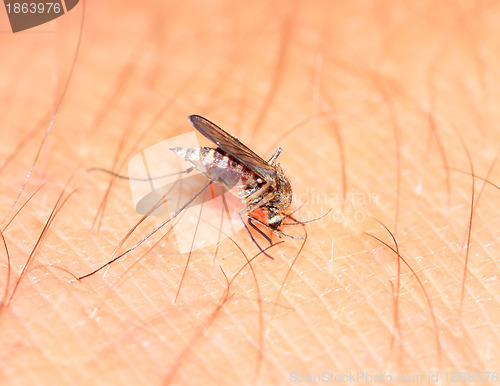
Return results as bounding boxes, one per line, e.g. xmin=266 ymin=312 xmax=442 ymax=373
xmin=170 ymin=146 xmax=258 ymax=192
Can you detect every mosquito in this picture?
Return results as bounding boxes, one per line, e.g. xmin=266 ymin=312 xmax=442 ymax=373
xmin=170 ymin=115 xmax=303 ymax=258
xmin=78 ymin=115 xmax=304 ymax=280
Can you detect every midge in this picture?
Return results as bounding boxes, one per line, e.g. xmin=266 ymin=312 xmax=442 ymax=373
xmin=171 ymin=115 xmax=303 ymax=256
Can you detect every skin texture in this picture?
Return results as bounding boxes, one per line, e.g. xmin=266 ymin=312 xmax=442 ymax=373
xmin=1 ymin=0 xmax=499 ymax=385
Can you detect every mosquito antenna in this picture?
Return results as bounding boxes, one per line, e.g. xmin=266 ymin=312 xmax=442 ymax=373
xmin=248 ymin=217 xmax=304 ymax=240
xmin=282 ymin=208 xmax=331 ymax=226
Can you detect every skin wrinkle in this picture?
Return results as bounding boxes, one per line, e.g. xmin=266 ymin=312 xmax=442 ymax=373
xmin=1 ymin=0 xmax=500 ymax=385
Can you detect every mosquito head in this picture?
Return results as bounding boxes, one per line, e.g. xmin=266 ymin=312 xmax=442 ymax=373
xmin=267 ymin=208 xmax=285 ymax=229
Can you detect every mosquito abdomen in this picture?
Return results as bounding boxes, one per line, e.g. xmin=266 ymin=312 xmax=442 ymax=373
xmin=170 ymin=147 xmax=257 ymax=189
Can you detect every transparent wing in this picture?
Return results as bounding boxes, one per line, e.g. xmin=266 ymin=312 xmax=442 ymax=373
xmin=188 ymin=115 xmax=276 ymax=179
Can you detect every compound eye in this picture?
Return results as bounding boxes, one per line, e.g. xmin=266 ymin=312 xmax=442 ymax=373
xmin=267 ymin=210 xmax=283 ymax=229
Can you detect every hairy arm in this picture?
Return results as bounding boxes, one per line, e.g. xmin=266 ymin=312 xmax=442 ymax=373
xmin=1 ymin=0 xmax=499 ymax=385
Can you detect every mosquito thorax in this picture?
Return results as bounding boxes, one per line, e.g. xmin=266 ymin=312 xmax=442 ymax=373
xmin=262 ymin=165 xmax=292 ymax=229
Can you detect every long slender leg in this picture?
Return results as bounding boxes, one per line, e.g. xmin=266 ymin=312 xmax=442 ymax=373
xmin=238 ymin=210 xmax=274 ymax=259
xmin=88 ymin=166 xmax=194 ymax=181
xmin=174 ymin=186 xmax=208 ymax=303
xmin=267 ymin=147 xmax=282 ymax=165
xmin=79 ymin=181 xmax=212 ymax=279
xmin=248 ymin=216 xmax=273 ymax=245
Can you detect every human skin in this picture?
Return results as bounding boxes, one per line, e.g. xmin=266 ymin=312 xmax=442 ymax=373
xmin=1 ymin=0 xmax=499 ymax=385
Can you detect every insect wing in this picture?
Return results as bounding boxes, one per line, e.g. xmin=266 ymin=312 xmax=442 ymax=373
xmin=188 ymin=115 xmax=276 ymax=179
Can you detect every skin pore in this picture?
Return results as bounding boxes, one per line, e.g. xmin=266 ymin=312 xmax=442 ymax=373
xmin=1 ymin=0 xmax=499 ymax=385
